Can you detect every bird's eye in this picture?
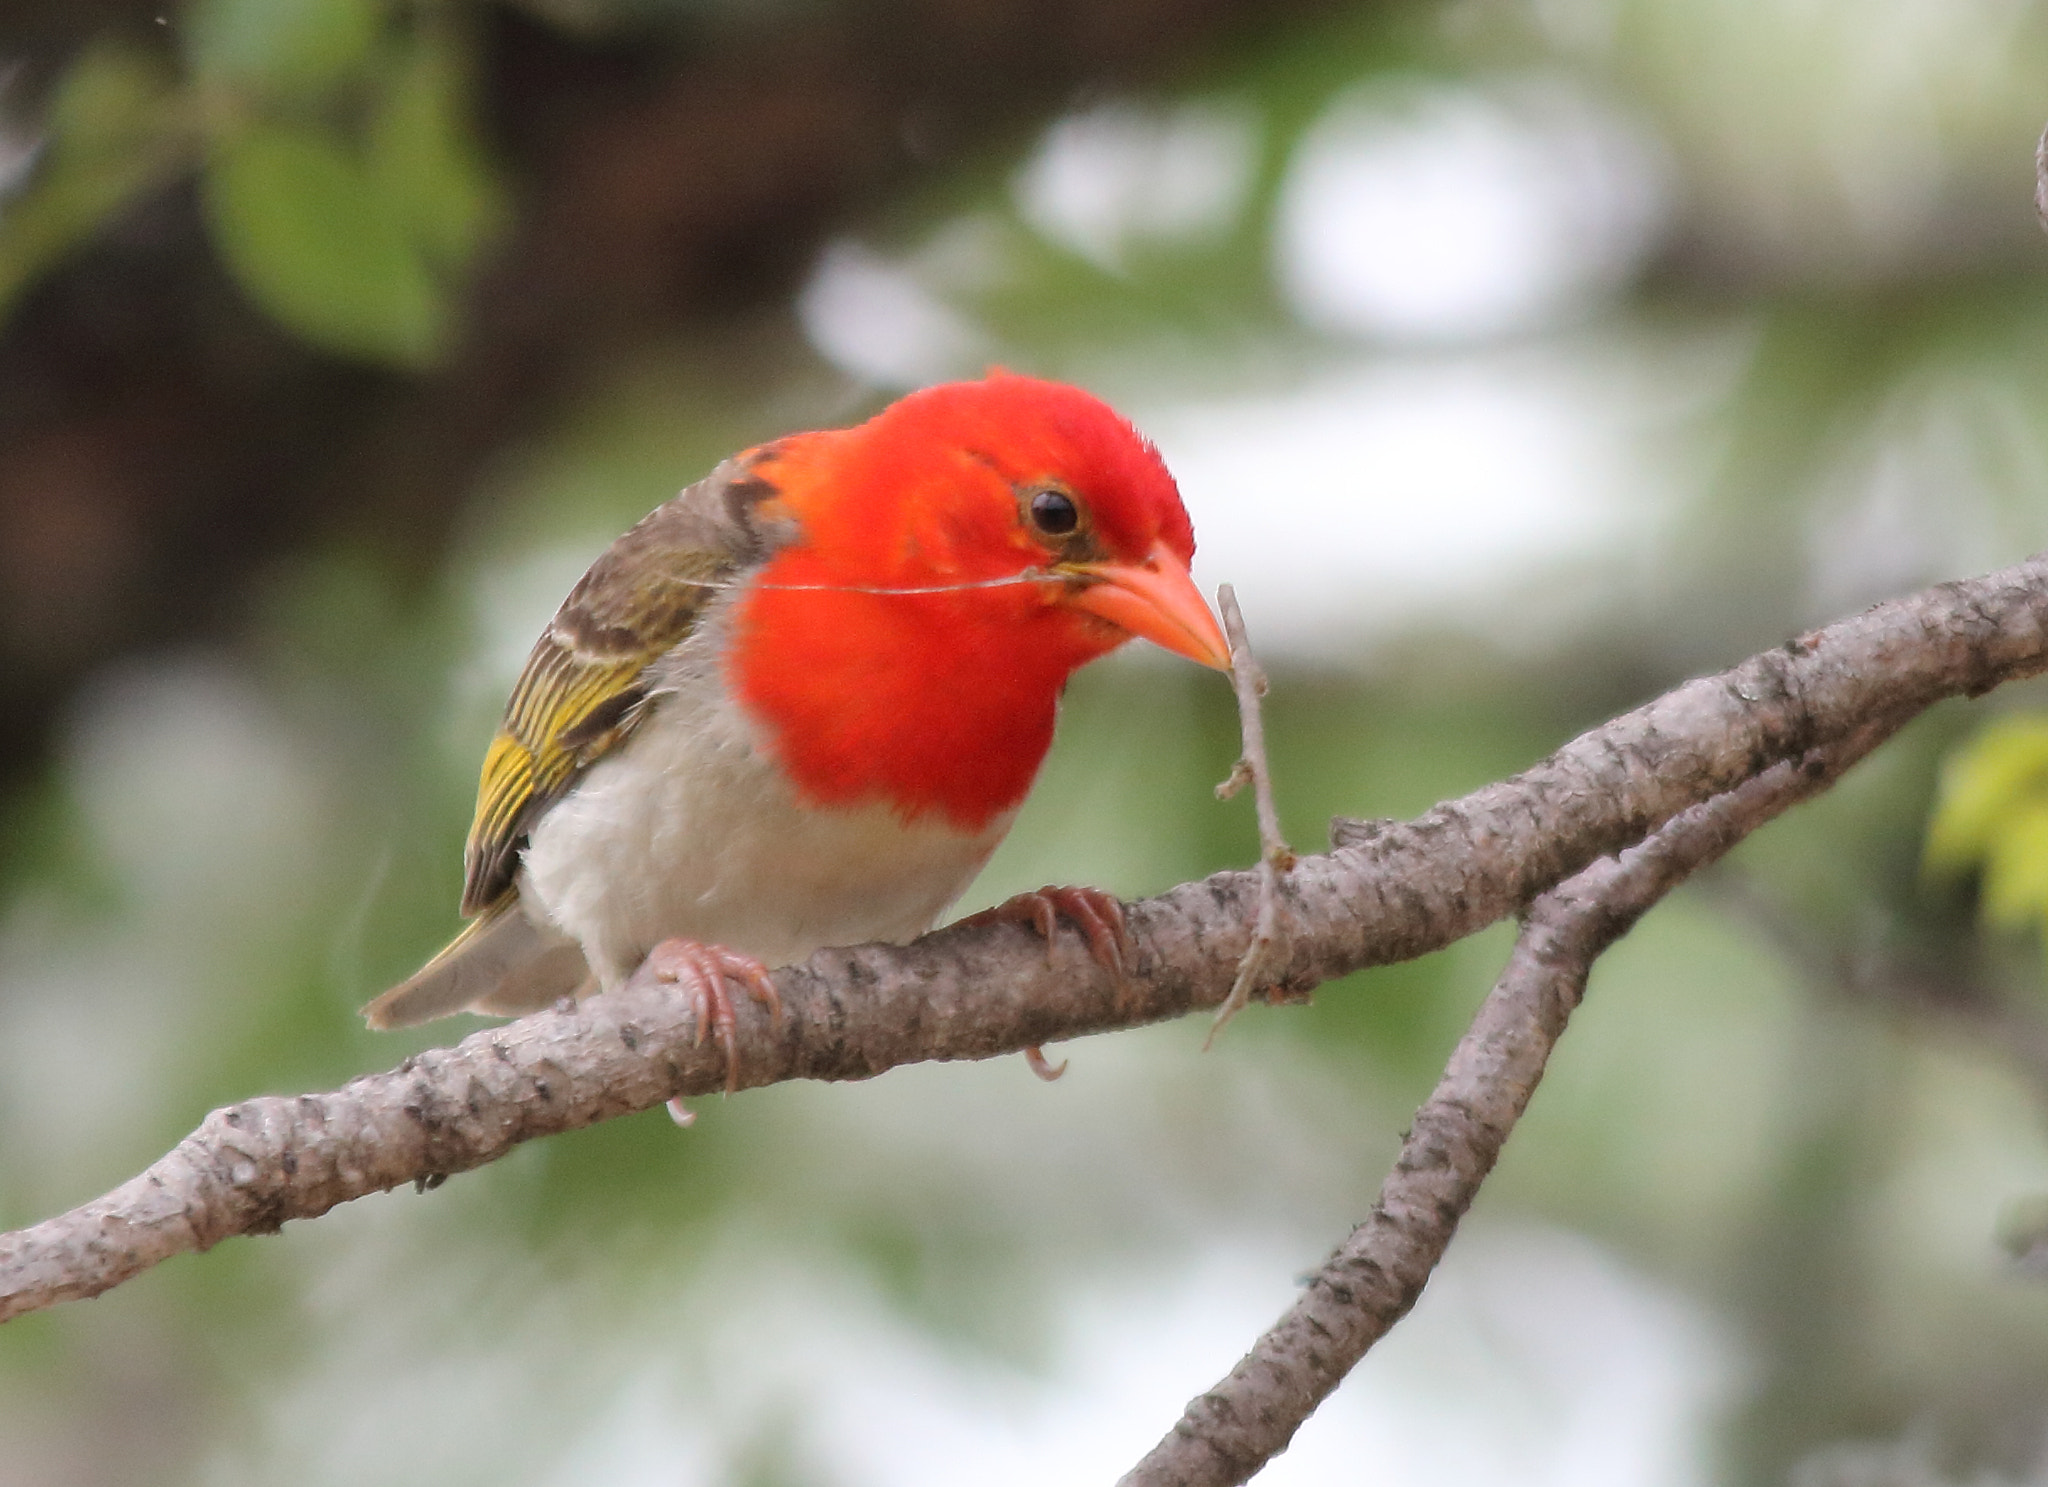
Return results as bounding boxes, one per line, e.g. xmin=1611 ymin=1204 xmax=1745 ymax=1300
xmin=1028 ymin=489 xmax=1079 ymax=536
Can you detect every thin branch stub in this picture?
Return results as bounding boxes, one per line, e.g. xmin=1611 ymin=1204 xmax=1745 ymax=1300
xmin=1208 ymin=584 xmax=1297 ymax=1046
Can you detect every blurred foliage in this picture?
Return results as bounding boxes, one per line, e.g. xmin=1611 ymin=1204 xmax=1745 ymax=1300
xmin=0 ymin=41 xmax=190 ymax=313
xmin=10 ymin=0 xmax=2048 ymax=1484
xmin=1 ymin=0 xmax=504 ymax=364
xmin=1926 ymin=715 xmax=2048 ymax=942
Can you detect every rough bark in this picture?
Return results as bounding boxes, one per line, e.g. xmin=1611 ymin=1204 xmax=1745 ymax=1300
xmin=1120 ymin=713 xmax=1904 ymax=1486
xmin=3 ymin=555 xmax=2043 ymax=1327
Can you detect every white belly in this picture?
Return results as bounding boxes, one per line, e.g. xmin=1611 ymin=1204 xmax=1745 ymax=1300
xmin=516 ymin=657 xmax=1009 ymax=990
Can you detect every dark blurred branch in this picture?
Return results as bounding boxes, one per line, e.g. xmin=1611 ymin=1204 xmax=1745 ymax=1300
xmin=5 ymin=557 xmax=2047 ymax=1326
xmin=1120 ymin=714 xmax=1904 ymax=1487
xmin=1700 ymin=871 xmax=2048 ymax=1104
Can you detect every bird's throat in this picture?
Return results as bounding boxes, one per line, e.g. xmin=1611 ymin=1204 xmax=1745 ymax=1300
xmin=728 ymin=579 xmax=1109 ymax=832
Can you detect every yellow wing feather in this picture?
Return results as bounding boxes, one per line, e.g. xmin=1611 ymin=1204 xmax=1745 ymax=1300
xmin=462 ymin=644 xmax=675 ymax=915
xmin=458 ymin=502 xmax=761 ymax=915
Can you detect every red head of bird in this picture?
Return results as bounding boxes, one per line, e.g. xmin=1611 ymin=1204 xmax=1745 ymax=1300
xmin=728 ymin=372 xmax=1228 ymax=831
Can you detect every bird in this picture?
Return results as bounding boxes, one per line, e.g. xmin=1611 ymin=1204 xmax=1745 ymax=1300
xmin=362 ymin=372 xmax=1230 ymax=1085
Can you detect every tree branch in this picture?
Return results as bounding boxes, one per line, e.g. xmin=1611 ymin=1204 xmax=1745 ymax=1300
xmin=1119 ymin=711 xmax=1907 ymax=1486
xmin=3 ymin=556 xmax=2046 ymax=1326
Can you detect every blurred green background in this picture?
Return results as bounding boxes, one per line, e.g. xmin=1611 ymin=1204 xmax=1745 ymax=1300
xmin=8 ymin=0 xmax=2048 ymax=1482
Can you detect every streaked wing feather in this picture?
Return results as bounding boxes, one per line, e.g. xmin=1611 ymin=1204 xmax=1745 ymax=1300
xmin=464 ymin=656 xmax=652 ymax=909
xmin=459 ymin=462 xmax=793 ymax=915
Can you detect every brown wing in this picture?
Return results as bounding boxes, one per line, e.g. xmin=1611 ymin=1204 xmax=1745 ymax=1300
xmin=460 ymin=456 xmax=796 ymax=915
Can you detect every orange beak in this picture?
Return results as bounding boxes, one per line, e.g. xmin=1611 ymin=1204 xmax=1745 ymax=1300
xmin=1060 ymin=541 xmax=1231 ymax=670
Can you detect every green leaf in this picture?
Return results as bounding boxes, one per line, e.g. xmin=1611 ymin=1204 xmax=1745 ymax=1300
xmin=368 ymin=32 xmax=508 ymax=275
xmin=1982 ymin=802 xmax=2048 ymax=930
xmin=1924 ymin=715 xmax=2048 ymax=875
xmin=187 ymin=0 xmax=387 ymax=97
xmin=203 ymin=120 xmax=448 ymax=367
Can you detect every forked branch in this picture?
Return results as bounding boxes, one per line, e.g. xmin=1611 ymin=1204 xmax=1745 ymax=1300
xmin=4 ymin=557 xmax=2047 ymax=1477
xmin=1123 ymin=711 xmax=1909 ymax=1486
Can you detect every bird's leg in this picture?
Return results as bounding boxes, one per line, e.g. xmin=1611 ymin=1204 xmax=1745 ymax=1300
xmin=637 ymin=939 xmax=784 ymax=1094
xmin=963 ymin=886 xmax=1133 ymax=1081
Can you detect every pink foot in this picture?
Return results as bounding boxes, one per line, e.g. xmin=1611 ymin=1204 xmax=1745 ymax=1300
xmin=965 ymin=885 xmax=1133 ymax=1079
xmin=639 ymin=939 xmax=784 ymax=1094
xmin=973 ymin=885 xmax=1132 ymax=982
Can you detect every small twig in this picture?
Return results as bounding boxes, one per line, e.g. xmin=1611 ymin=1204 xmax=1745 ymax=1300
xmin=1123 ymin=715 xmax=1907 ymax=1487
xmin=1208 ymin=585 xmax=1296 ymax=1046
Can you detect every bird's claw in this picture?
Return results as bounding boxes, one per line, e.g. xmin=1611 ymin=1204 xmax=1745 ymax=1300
xmin=639 ymin=939 xmax=784 ymax=1094
xmin=1023 ymin=1045 xmax=1068 ymax=1082
xmin=967 ymin=885 xmax=1133 ymax=1078
xmin=977 ymin=884 xmax=1131 ymax=984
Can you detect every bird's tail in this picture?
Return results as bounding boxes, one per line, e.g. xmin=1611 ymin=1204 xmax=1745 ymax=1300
xmin=362 ymin=899 xmax=591 ymax=1030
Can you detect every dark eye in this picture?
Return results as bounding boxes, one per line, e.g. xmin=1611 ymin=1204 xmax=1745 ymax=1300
xmin=1028 ymin=488 xmax=1079 ymax=536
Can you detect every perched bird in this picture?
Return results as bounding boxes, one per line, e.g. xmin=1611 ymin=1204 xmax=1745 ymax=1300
xmin=364 ymin=373 xmax=1229 ymax=1081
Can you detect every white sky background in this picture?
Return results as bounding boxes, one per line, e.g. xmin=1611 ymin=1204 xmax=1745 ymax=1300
xmin=800 ymin=74 xmax=1691 ymax=660
xmin=1149 ymin=348 xmax=1685 ymax=656
xmin=798 ymin=7 xmax=2048 ymax=658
